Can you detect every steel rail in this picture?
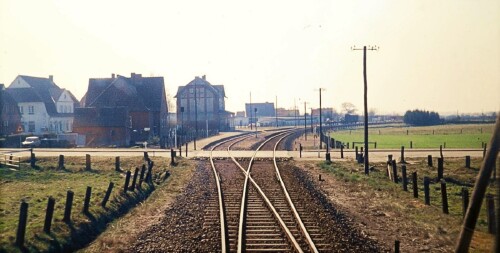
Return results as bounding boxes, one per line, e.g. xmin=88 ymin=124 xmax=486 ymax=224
xmin=273 ymin=133 xmax=319 ymax=253
xmin=229 ymin=129 xmax=304 ymax=253
xmin=209 ymin=133 xmax=255 ymax=253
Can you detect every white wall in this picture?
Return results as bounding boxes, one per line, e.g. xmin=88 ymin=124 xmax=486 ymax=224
xmin=18 ymin=102 xmax=48 ymax=134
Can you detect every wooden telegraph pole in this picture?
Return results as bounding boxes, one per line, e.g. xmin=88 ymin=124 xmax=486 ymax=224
xmin=352 ymin=45 xmax=379 ymax=175
xmin=304 ymin=101 xmax=309 ymax=140
xmin=455 ymin=114 xmax=499 ymax=252
xmin=318 ymin=88 xmax=325 ymax=149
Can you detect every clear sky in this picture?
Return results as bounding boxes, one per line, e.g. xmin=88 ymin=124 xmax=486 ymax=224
xmin=1 ymin=0 xmax=499 ymax=115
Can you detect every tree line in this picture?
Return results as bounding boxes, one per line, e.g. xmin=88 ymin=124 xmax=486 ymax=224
xmin=403 ymin=109 xmax=442 ymax=126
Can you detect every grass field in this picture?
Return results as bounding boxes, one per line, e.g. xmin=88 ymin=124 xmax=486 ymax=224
xmin=0 ymin=155 xmax=174 ymax=252
xmin=318 ymin=156 xmax=497 ymax=252
xmin=329 ymin=123 xmax=494 ymax=149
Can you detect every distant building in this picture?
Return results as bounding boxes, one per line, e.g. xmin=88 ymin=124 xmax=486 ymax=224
xmin=344 ymin=114 xmax=359 ymax=123
xmin=311 ymin=107 xmax=335 ymax=119
xmin=245 ymin=102 xmax=275 ymax=118
xmin=276 ymin=108 xmax=299 ymax=117
xmin=175 ymin=75 xmax=232 ymax=133
xmin=0 ymin=84 xmax=22 ymax=136
xmin=6 ymin=75 xmax=79 ymax=135
xmin=76 ymin=73 xmax=168 ymax=146
xmin=235 ymin=111 xmax=245 ymax=117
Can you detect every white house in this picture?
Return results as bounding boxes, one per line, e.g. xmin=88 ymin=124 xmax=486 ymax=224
xmin=6 ymin=75 xmax=79 ymax=135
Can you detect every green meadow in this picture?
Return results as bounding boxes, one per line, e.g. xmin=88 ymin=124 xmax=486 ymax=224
xmin=329 ymin=123 xmax=494 ymax=149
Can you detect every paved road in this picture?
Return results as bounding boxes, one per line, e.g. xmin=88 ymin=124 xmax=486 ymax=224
xmin=0 ymin=147 xmax=484 ymax=162
xmin=0 ymin=129 xmax=486 ymax=162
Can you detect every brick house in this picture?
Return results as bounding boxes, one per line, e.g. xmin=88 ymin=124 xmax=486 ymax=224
xmin=76 ymin=73 xmax=168 ymax=147
xmin=5 ymin=75 xmax=79 ymax=135
xmin=0 ymin=84 xmax=22 ymax=136
xmin=175 ymin=75 xmax=232 ymax=135
xmin=73 ymin=107 xmax=130 ymax=147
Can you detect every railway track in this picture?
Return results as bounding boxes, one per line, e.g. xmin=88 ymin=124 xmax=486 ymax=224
xmin=208 ymin=129 xmax=323 ymax=252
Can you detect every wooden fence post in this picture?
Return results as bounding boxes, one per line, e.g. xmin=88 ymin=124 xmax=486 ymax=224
xmin=43 ymin=197 xmax=55 ymax=233
xmin=170 ymin=148 xmax=175 ymax=165
xmin=58 ymin=155 xmax=64 ymax=169
xmin=441 ymin=180 xmax=449 ymax=214
xmin=440 ymin=145 xmax=443 ymax=158
xmin=395 ymin=240 xmax=400 ymax=253
xmin=130 ymin=167 xmax=139 ymax=190
xmin=185 ymin=142 xmax=188 ymax=157
xmin=400 ymin=146 xmax=405 ymax=163
xmin=424 ymin=177 xmax=430 ymax=205
xmin=15 ymin=201 xmax=28 ymax=247
xmin=392 ymin=160 xmax=398 ymax=183
xmin=340 ymin=144 xmax=344 ymax=158
xmin=438 ymin=157 xmax=444 ymax=180
xmin=402 ymin=165 xmax=408 ymax=191
xmin=101 ymin=182 xmax=114 ymax=208
xmin=412 ymin=172 xmax=418 ymax=198
xmin=462 ymin=187 xmax=469 ymax=218
xmin=465 ymin=156 xmax=471 ymax=168
xmin=124 ymin=170 xmax=131 ymax=193
xmin=115 ymin=156 xmax=120 ymax=172
xmin=139 ymin=164 xmax=146 ymax=188
xmin=83 ymin=186 xmax=92 ymax=214
xmin=144 ymin=151 xmax=149 ymax=161
xmin=30 ymin=153 xmax=36 ymax=168
xmin=63 ymin=190 xmax=74 ymax=223
xmin=428 ymin=155 xmax=433 ymax=167
xmin=410 ymin=141 xmax=413 ymax=149
xmin=85 ymin=154 xmax=91 ymax=171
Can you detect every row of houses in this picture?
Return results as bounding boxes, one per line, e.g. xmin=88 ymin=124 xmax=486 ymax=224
xmin=1 ymin=73 xmax=232 ymax=147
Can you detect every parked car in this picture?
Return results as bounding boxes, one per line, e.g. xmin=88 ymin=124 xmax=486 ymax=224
xmin=22 ymin=136 xmax=41 ymax=147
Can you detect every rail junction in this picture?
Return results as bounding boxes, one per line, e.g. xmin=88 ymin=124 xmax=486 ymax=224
xmin=201 ymin=129 xmax=379 ymax=252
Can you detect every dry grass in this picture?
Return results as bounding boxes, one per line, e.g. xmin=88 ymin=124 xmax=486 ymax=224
xmin=0 ymin=155 xmax=181 ymax=252
xmin=310 ymin=156 xmax=497 ymax=252
xmin=81 ymin=158 xmax=195 ymax=253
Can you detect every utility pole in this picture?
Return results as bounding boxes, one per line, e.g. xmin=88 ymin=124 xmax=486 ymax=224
xmin=275 ymin=96 xmax=278 ymax=128
xmin=255 ymin=108 xmax=258 ymax=138
xmin=304 ymin=101 xmax=309 ymax=140
xmin=294 ymin=98 xmax=297 ymax=128
xmin=194 ymin=81 xmax=198 ymax=150
xmin=250 ymin=92 xmax=253 ymax=130
xmin=310 ymin=108 xmax=313 ymax=134
xmin=318 ymin=88 xmax=325 ymax=149
xmin=352 ymin=45 xmax=379 ymax=175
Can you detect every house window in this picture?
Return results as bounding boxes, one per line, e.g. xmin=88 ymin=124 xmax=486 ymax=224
xmin=28 ymin=106 xmax=34 ymax=114
xmin=19 ymin=106 xmax=23 ymax=114
xmin=66 ymin=121 xmax=69 ymax=131
xmin=28 ymin=121 xmax=35 ymax=132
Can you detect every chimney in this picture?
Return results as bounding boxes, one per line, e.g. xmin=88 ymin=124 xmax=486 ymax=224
xmin=202 ymin=75 xmax=206 ymax=80
xmin=49 ymin=75 xmax=53 ymax=82
xmin=131 ymin=72 xmax=136 ymax=78
xmin=112 ymin=73 xmax=115 ymax=79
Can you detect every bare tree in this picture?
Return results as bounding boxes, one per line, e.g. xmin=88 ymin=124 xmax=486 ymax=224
xmin=166 ymin=90 xmax=176 ymax=112
xmin=341 ymin=102 xmax=357 ymax=114
xmin=368 ymin=108 xmax=377 ymax=117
